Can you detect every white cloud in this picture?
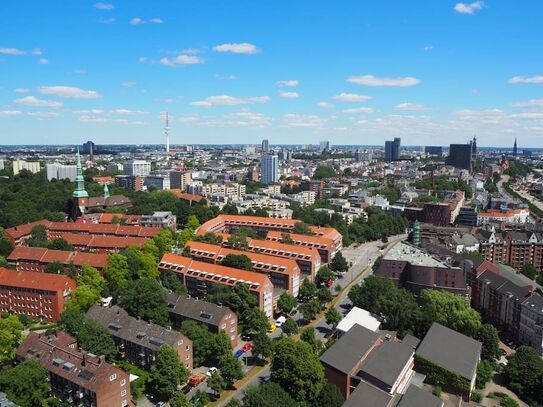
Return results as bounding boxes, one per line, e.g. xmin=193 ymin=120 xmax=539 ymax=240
xmin=72 ymin=109 xmax=105 ymax=115
xmin=39 ymin=86 xmax=102 ymax=99
xmin=454 ymin=1 xmax=484 ymax=14
xmin=150 ymin=18 xmax=163 ymax=24
xmin=138 ymin=56 xmax=147 ymax=63
xmin=201 ymin=112 xmax=271 ymax=128
xmin=30 ymin=49 xmax=42 ymax=55
xmin=122 ymin=81 xmax=137 ymax=87
xmin=318 ymin=102 xmax=334 ymax=109
xmin=508 ymin=76 xmax=543 ymax=84
xmin=0 ymin=110 xmax=22 ymax=117
xmin=423 ymin=45 xmax=434 ymax=51
xmin=159 ymin=54 xmax=205 ymax=66
xmin=510 ymin=99 xmax=543 ymax=108
xmin=347 ymin=75 xmax=421 ymax=87
xmin=342 ymin=107 xmax=374 ymax=114
xmin=27 ymin=111 xmax=60 ymax=118
xmin=279 ymin=91 xmax=299 ymax=99
xmin=277 ymin=80 xmax=298 ymax=87
xmin=0 ymin=48 xmax=26 ymax=55
xmin=112 ymin=109 xmax=148 ymax=115
xmin=213 ymin=43 xmax=260 ymax=54
xmin=98 ymin=17 xmax=115 ymax=24
xmin=333 ymin=93 xmax=372 ymax=102
xmin=38 ymin=58 xmax=48 ymax=65
xmin=78 ymin=114 xmax=147 ymax=125
xmin=190 ymin=95 xmax=270 ymax=107
xmin=14 ymin=88 xmax=29 ymax=93
xmin=283 ymin=113 xmax=325 ymax=128
xmin=395 ymin=102 xmax=427 ymax=111
xmin=214 ymin=74 xmax=237 ymax=80
xmin=130 ymin=17 xmax=145 ymax=25
xmin=14 ymin=95 xmax=63 ymax=109
xmin=94 ymin=2 xmax=114 ymax=10
xmin=510 ymin=112 xmax=543 ymax=120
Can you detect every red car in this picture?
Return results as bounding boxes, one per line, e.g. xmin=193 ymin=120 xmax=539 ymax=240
xmin=242 ymin=343 xmax=252 ymax=352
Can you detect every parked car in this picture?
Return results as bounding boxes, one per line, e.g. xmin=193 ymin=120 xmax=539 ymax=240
xmin=268 ymin=324 xmax=276 ymax=333
xmin=189 ymin=373 xmax=206 ymax=386
xmin=242 ymin=342 xmax=252 ymax=352
xmin=234 ymin=349 xmax=243 ymax=358
xmin=241 ymin=332 xmax=254 ymax=341
xmin=206 ymin=367 xmax=218 ymax=377
xmin=182 ymin=384 xmax=193 ymax=394
xmin=276 ymin=316 xmax=286 ymax=327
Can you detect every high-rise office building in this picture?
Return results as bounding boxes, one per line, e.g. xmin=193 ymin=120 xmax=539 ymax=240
xmin=170 ymin=170 xmax=192 ymax=190
xmin=384 ymin=141 xmax=394 ymax=162
xmin=82 ymin=141 xmax=96 ymax=155
xmin=262 ymin=139 xmax=269 ymax=153
xmin=46 ymin=163 xmax=77 ymax=181
xmin=123 ymin=160 xmax=151 ymax=177
xmin=425 ymin=146 xmax=443 ymax=157
xmin=447 ymin=143 xmax=473 ymax=170
xmin=260 ymin=154 xmax=278 ymax=184
xmin=384 ymin=137 xmax=400 ymax=162
xmin=319 ymin=141 xmax=330 ymax=153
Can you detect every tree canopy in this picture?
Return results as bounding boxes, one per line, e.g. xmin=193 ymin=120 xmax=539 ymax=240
xmin=149 ymin=344 xmax=189 ymax=400
xmin=116 ymin=278 xmax=169 ymax=326
xmin=221 ymin=254 xmax=254 ymax=271
xmin=243 ymin=382 xmax=298 ymax=407
xmin=0 ymin=360 xmax=51 ymax=407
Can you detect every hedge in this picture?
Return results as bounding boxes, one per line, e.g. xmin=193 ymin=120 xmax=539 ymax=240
xmin=414 ymin=354 xmax=472 ymax=395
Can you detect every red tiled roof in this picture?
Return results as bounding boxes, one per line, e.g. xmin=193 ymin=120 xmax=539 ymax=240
xmin=7 ymin=246 xmax=108 ymax=269
xmin=41 ymin=250 xmax=73 ymax=264
xmin=71 ymin=252 xmax=108 ymax=268
xmin=58 ymin=233 xmax=94 ymax=246
xmin=0 ymin=268 xmax=76 ymax=291
xmin=170 ymin=190 xmax=204 ymax=202
xmin=98 ymin=213 xmax=142 ymax=224
xmin=5 ymin=220 xmax=51 ymax=241
xmin=7 ymin=246 xmax=48 ymax=261
xmin=266 ymin=230 xmax=334 ymax=249
xmin=245 ymin=237 xmax=321 ymax=260
xmin=88 ymin=235 xmax=147 ymax=249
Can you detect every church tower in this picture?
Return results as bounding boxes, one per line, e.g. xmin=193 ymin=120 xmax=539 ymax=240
xmin=513 ymin=138 xmax=518 ymax=156
xmin=69 ymin=149 xmax=89 ymax=221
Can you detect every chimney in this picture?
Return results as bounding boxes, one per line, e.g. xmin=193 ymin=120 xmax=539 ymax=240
xmin=82 ymin=352 xmax=86 ymax=366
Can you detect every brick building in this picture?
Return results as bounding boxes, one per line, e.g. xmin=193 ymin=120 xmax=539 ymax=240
xmin=17 ymin=331 xmax=133 ymax=407
xmin=7 ymin=246 xmax=108 ymax=272
xmin=0 ymin=269 xmax=76 ymax=321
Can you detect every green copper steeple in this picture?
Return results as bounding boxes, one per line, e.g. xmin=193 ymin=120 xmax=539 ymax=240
xmin=412 ymin=220 xmax=421 ymax=247
xmin=72 ymin=148 xmax=89 ymax=198
xmin=103 ymin=183 xmax=110 ymax=198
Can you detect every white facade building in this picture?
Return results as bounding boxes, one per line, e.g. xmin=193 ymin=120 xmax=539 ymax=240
xmin=123 ymin=160 xmax=151 ymax=177
xmin=46 ymin=163 xmax=77 ymax=181
xmin=13 ymin=160 xmax=40 ymax=175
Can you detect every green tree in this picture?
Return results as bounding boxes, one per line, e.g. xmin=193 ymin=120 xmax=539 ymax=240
xmin=122 ymin=245 xmax=159 ymax=280
xmin=0 ymin=360 xmax=51 ymax=407
xmin=317 ymin=287 xmax=332 ymax=304
xmin=208 ymin=371 xmax=227 ymax=397
xmin=224 ymin=398 xmax=242 ymax=407
xmin=0 ymin=315 xmax=24 ymax=362
xmin=221 ymin=254 xmax=253 ymax=271
xmin=169 ymin=392 xmax=191 ymax=407
xmin=245 ymin=308 xmax=270 ymax=334
xmin=299 ymin=278 xmax=317 ymax=300
xmin=293 ymin=222 xmax=314 ymax=235
xmin=180 ymin=321 xmax=233 ymax=367
xmin=420 ymin=289 xmax=481 ymax=337
xmin=243 ymin=382 xmax=298 ymax=407
xmin=191 ymin=390 xmax=210 ymax=407
xmin=521 ymin=263 xmax=537 ymax=280
xmin=300 ymin=299 xmax=321 ymax=321
xmin=26 ymin=225 xmax=48 ymax=247
xmin=47 ymin=238 xmax=74 ymax=251
xmin=325 ymin=307 xmax=342 ymax=329
xmin=218 ymin=354 xmax=244 ymax=385
xmin=316 ymin=266 xmax=335 ymax=287
xmin=313 ymin=165 xmax=337 ymax=180
xmin=300 ymin=327 xmax=322 ymax=355
xmin=78 ymin=319 xmax=117 ymax=361
xmin=271 ymin=337 xmax=325 ymax=403
xmin=66 ymin=284 xmax=101 ymax=312
xmin=160 ymin=269 xmax=187 ymax=295
xmin=185 ymin=215 xmax=200 ymax=231
xmin=476 ymin=360 xmax=494 ymax=389
xmin=177 ymin=229 xmax=195 ymax=247
xmin=0 ymin=228 xmax=14 ymax=257
xmin=59 ymin=307 xmax=85 ymax=336
xmin=477 ymin=324 xmax=501 ymax=362
xmin=277 ymin=292 xmax=297 ymax=314
xmin=117 ymin=278 xmax=169 ymax=326
xmin=281 ymin=317 xmax=298 ymax=337
xmin=104 ymin=253 xmax=130 ymax=292
xmin=314 ymin=383 xmax=345 ymax=407
xmin=77 ymin=264 xmax=106 ymax=294
xmin=330 ymin=252 xmax=349 ymax=273
xmin=149 ymin=344 xmax=189 ymax=400
xmin=45 ymin=261 xmax=64 ymax=274
xmin=504 ymin=346 xmax=543 ymax=404
xmin=252 ymin=332 xmax=273 ymax=361
xmin=153 ymin=229 xmax=174 ymax=258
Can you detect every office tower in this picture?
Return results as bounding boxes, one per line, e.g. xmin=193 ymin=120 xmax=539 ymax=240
xmin=513 ymin=138 xmax=518 ymax=156
xmin=123 ymin=160 xmax=151 ymax=177
xmin=393 ymin=137 xmax=401 ymax=161
xmin=262 ymin=139 xmax=269 ymax=153
xmin=170 ymin=170 xmax=192 ymax=190
xmin=319 ymin=141 xmax=330 ymax=153
xmin=425 ymin=146 xmax=443 ymax=157
xmin=260 ymin=154 xmax=278 ymax=184
xmin=384 ymin=141 xmax=394 ymax=162
xmin=447 ymin=143 xmax=473 ymax=170
xmin=46 ymin=163 xmax=77 ymax=181
xmin=82 ymin=141 xmax=96 ymax=155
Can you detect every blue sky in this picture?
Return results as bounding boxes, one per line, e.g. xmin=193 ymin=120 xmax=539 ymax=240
xmin=1 ymin=0 xmax=542 ymax=147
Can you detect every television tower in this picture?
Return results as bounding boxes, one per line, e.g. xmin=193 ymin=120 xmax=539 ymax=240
xmin=164 ymin=111 xmax=170 ymax=153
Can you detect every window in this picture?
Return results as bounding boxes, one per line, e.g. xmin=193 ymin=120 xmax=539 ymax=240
xmin=110 ymin=374 xmax=117 ymax=381
xmin=121 ymin=390 xmax=127 ymax=397
xmin=120 ymin=379 xmax=126 ymax=386
xmin=122 ymin=400 xmax=128 ymax=407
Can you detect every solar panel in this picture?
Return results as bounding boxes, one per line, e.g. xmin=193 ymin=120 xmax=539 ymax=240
xmin=78 ymin=370 xmax=94 ymax=381
xmin=149 ymin=337 xmax=165 ymax=347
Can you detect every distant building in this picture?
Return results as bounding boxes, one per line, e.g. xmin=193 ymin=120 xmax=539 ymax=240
xmin=106 ymin=162 xmax=123 ymax=173
xmin=17 ymin=331 xmax=134 ymax=407
xmin=261 ymin=139 xmax=269 ymax=153
xmin=144 ymin=174 xmax=170 ymax=190
xmin=115 ymin=175 xmax=144 ymax=191
xmin=82 ymin=140 xmax=96 ymax=154
xmin=260 ymin=154 xmax=279 ymax=184
xmin=447 ymin=138 xmax=476 ymax=171
xmin=170 ymin=170 xmax=192 ymax=190
xmin=319 ymin=141 xmax=330 ymax=153
xmin=12 ymin=160 xmax=40 ymax=175
xmin=384 ymin=138 xmax=400 ymax=162
xmin=141 ymin=211 xmax=177 ymax=231
xmin=0 ymin=159 xmax=5 ymax=171
xmin=425 ymin=146 xmax=443 ymax=157
xmin=513 ymin=137 xmax=518 ymax=156
xmin=46 ymin=163 xmax=77 ymax=181
xmin=336 ymin=307 xmax=381 ymax=336
xmin=123 ymin=160 xmax=151 ymax=177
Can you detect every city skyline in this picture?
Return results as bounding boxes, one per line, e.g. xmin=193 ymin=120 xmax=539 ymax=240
xmin=1 ymin=1 xmax=543 ymax=147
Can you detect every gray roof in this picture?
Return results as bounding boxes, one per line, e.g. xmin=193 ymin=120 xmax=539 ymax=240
xmin=416 ymin=323 xmax=481 ymax=380
xmin=0 ymin=392 xmax=19 ymax=407
xmin=86 ymin=305 xmax=188 ymax=351
xmin=359 ymin=341 xmax=414 ymax=388
xmin=342 ymin=381 xmax=393 ymax=407
xmin=522 ymin=293 xmax=543 ymax=315
xmin=401 ymin=334 xmax=420 ymax=350
xmin=320 ymin=324 xmax=380 ymax=375
xmin=166 ymin=292 xmax=233 ymax=327
xmin=396 ymin=385 xmax=443 ymax=407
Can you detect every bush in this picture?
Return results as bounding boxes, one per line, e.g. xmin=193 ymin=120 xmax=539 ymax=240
xmin=471 ymin=391 xmax=482 ymax=403
xmin=433 ymin=386 xmax=442 ymax=397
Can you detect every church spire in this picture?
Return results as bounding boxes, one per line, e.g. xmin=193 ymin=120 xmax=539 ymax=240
xmin=72 ymin=148 xmax=89 ymax=198
xmin=103 ymin=183 xmax=110 ymax=198
xmin=513 ymin=137 xmax=518 ymax=156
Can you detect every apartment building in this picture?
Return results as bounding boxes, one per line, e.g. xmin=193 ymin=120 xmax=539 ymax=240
xmin=86 ymin=305 xmax=193 ymax=370
xmin=7 ymin=246 xmax=108 ymax=272
xmin=16 ymin=331 xmax=133 ymax=407
xmin=114 ymin=175 xmax=144 ymax=191
xmin=197 ymin=214 xmax=298 ymax=236
xmin=158 ymin=253 xmax=274 ymax=318
xmin=478 ymin=208 xmax=530 ymax=225
xmin=12 ymin=159 xmax=40 ymax=175
xmin=166 ymin=292 xmax=238 ymax=346
xmin=185 ymin=240 xmax=301 ymax=297
xmin=170 ymin=170 xmax=193 ymax=190
xmin=46 ymin=163 xmax=77 ymax=182
xmin=266 ymin=230 xmax=339 ymax=263
xmin=123 ymin=160 xmax=151 ymax=177
xmin=0 ymin=269 xmax=76 ymax=322
xmin=141 ymin=211 xmax=177 ymax=231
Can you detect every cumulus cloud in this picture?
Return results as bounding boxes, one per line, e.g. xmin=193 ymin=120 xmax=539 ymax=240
xmin=213 ymin=43 xmax=260 ymax=54
xmin=347 ymin=75 xmax=421 ymax=87
xmin=149 ymin=18 xmax=163 ymax=24
xmin=279 ymin=91 xmax=299 ymax=99
xmin=190 ymin=95 xmax=270 ymax=107
xmin=159 ymin=54 xmax=205 ymax=66
xmin=214 ymin=74 xmax=237 ymax=80
xmin=94 ymin=2 xmax=114 ymax=10
xmin=454 ymin=1 xmax=484 ymax=14
xmin=332 ymin=93 xmax=372 ymax=102
xmin=27 ymin=111 xmax=60 ymax=118
xmin=14 ymin=88 xmax=29 ymax=93
xmin=277 ymin=80 xmax=298 ymax=87
xmin=0 ymin=110 xmax=22 ymax=117
xmin=283 ymin=113 xmax=325 ymax=128
xmin=395 ymin=102 xmax=427 ymax=111
xmin=202 ymin=112 xmax=271 ymax=128
xmin=130 ymin=17 xmax=145 ymax=25
xmin=343 ymin=107 xmax=374 ymax=114
xmin=508 ymin=76 xmax=543 ymax=84
xmin=510 ymin=99 xmax=543 ymax=108
xmin=38 ymin=58 xmax=48 ymax=65
xmin=510 ymin=112 xmax=543 ymax=120
xmin=121 ymin=81 xmax=136 ymax=88
xmin=0 ymin=48 xmax=26 ymax=55
xmin=39 ymin=86 xmax=102 ymax=99
xmin=423 ymin=45 xmax=434 ymax=51
xmin=14 ymin=96 xmax=63 ymax=109
xmin=112 ymin=109 xmax=148 ymax=115
xmin=318 ymin=102 xmax=334 ymax=109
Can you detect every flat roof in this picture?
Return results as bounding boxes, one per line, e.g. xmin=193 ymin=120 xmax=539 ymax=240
xmin=396 ymin=385 xmax=443 ymax=407
xmin=359 ymin=341 xmax=414 ymax=388
xmin=343 ymin=381 xmax=393 ymax=407
xmin=383 ymin=241 xmax=449 ymax=268
xmin=337 ymin=306 xmax=381 ymax=333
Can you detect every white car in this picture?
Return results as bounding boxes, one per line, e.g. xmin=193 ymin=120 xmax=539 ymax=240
xmin=206 ymin=367 xmax=218 ymax=377
xmin=275 ymin=316 xmax=286 ymax=327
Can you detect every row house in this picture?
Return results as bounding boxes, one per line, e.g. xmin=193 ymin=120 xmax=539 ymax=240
xmin=7 ymin=246 xmax=108 ymax=272
xmin=266 ymin=230 xmax=339 ymax=264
